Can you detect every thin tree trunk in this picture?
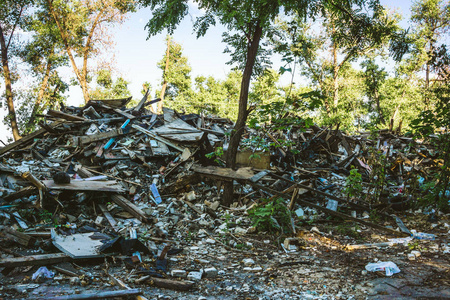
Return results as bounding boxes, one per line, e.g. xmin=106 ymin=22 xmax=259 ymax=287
xmin=159 ymin=36 xmax=171 ymax=113
xmin=332 ymin=42 xmax=339 ymax=109
xmin=374 ymin=89 xmax=385 ymax=125
xmin=81 ymin=7 xmax=106 ymax=103
xmin=27 ymin=58 xmax=52 ymax=128
xmin=0 ymin=25 xmax=21 ymax=141
xmin=222 ymin=24 xmax=263 ymax=206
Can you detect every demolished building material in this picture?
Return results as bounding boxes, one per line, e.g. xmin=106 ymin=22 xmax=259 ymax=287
xmin=0 ymin=97 xmax=448 ymax=299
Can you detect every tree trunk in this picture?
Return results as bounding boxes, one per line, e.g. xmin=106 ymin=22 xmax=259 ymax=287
xmin=27 ymin=58 xmax=52 ymax=128
xmin=0 ymin=25 xmax=21 ymax=141
xmin=332 ymin=42 xmax=339 ymax=109
xmin=159 ymin=36 xmax=171 ymax=113
xmin=374 ymin=89 xmax=386 ymax=125
xmin=222 ymin=24 xmax=263 ymax=206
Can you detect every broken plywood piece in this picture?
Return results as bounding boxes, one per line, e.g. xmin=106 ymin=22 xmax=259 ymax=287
xmin=43 ymin=179 xmax=127 ymax=193
xmin=154 ymin=118 xmax=204 ymax=142
xmin=51 ymin=230 xmax=105 ymax=259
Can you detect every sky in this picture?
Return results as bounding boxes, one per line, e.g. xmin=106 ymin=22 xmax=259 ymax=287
xmin=0 ymin=0 xmax=416 ymax=142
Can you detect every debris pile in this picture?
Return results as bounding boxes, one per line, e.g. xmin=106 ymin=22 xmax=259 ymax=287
xmin=0 ymin=95 xmax=448 ymax=299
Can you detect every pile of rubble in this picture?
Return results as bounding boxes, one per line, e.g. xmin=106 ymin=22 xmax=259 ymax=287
xmin=0 ymin=94 xmax=448 ymax=299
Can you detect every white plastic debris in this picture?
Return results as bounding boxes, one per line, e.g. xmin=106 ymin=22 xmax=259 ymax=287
xmin=365 ymin=261 xmax=400 ymax=276
xmin=32 ymin=267 xmax=54 ymax=281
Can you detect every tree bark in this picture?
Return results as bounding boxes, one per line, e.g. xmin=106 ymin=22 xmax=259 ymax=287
xmin=27 ymin=57 xmax=52 ymax=128
xmin=159 ymin=36 xmax=171 ymax=113
xmin=222 ymin=23 xmax=263 ymax=206
xmin=0 ymin=25 xmax=21 ymax=141
xmin=374 ymin=89 xmax=386 ymax=125
xmin=332 ymin=41 xmax=339 ymax=109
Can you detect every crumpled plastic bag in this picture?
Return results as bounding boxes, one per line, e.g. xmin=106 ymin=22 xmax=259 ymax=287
xmin=365 ymin=261 xmax=400 ymax=276
xmin=32 ymin=267 xmax=55 ymax=281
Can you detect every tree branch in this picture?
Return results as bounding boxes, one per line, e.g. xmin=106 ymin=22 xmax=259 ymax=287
xmin=6 ymin=5 xmax=25 ymax=51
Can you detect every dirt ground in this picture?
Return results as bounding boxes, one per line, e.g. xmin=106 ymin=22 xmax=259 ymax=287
xmin=1 ymin=212 xmax=448 ymax=300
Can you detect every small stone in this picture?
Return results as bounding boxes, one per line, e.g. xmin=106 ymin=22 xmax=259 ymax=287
xmin=411 ymin=250 xmax=421 ymax=258
xmin=187 ymin=271 xmax=203 ymax=281
xmin=171 ymin=270 xmax=187 ymax=278
xmin=205 ymin=238 xmax=216 ymax=244
xmin=70 ymin=277 xmax=80 ymax=286
xmin=243 ymin=258 xmax=255 ymax=266
xmin=94 ymin=216 xmax=104 ymax=226
xmin=186 ymin=191 xmax=196 ymax=201
xmin=243 ymin=267 xmax=253 ymax=272
xmin=210 ymin=201 xmax=220 ymax=211
xmin=361 ymin=270 xmax=368 ymax=275
xmin=204 ymin=267 xmax=218 ymax=278
xmin=247 ymin=226 xmax=257 ymax=234
xmin=407 ymin=253 xmax=416 ymax=260
xmin=218 ymin=270 xmax=226 ymax=275
xmin=252 ymin=266 xmax=263 ymax=272
xmin=234 ymin=227 xmax=247 ymax=234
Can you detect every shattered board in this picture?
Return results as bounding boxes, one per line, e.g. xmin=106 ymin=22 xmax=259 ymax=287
xmin=154 ymin=119 xmax=204 ymax=142
xmin=43 ymin=179 xmax=127 ymax=193
xmin=51 ymin=230 xmax=105 ymax=259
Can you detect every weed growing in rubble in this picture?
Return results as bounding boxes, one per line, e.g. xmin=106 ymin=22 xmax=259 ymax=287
xmin=344 ymin=166 xmax=363 ymax=202
xmin=366 ymin=148 xmax=388 ymax=204
xmin=205 ymin=147 xmax=224 ymax=166
xmin=248 ymin=198 xmax=292 ymax=233
xmin=38 ymin=210 xmax=54 ymax=225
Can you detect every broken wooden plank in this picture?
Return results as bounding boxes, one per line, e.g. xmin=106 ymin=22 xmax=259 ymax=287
xmin=107 ymin=272 xmax=149 ymax=300
xmin=77 ymin=128 xmax=126 ymax=145
xmin=3 ymin=186 xmax=37 ymax=202
xmin=147 ymin=277 xmax=195 ymax=291
xmin=132 ymin=124 xmax=185 ymax=152
xmin=0 ymin=120 xmax=63 ymax=156
xmin=47 ymin=288 xmax=142 ymax=300
xmin=110 ymin=194 xmax=150 ymax=223
xmin=0 ymin=253 xmax=70 ymax=268
xmin=88 ymin=96 xmax=132 ymax=108
xmin=94 ymin=102 xmax=136 ymax=119
xmin=192 ymin=165 xmax=255 ymax=182
xmin=1 ymin=227 xmax=36 ymax=247
xmin=98 ymin=204 xmax=119 ymax=232
xmin=47 ymin=109 xmax=88 ymax=122
xmin=21 ymin=172 xmax=46 ymax=208
xmin=43 ymin=180 xmax=127 ymax=193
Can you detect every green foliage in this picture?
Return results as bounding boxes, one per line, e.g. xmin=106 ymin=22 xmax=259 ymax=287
xmin=366 ymin=147 xmax=388 ymax=204
xmin=344 ymin=167 xmax=363 ymax=201
xmin=248 ymin=198 xmax=292 ymax=233
xmin=205 ymin=146 xmax=224 ymax=166
xmin=90 ymin=69 xmax=131 ymax=99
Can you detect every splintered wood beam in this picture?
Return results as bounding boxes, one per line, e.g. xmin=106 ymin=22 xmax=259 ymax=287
xmin=1 ymin=227 xmax=36 ymax=247
xmin=47 ymin=289 xmax=143 ymax=300
xmin=3 ymin=186 xmax=38 ymax=202
xmin=77 ymin=128 xmax=127 ymax=145
xmin=0 ymin=253 xmax=70 ymax=268
xmin=110 ymin=194 xmax=150 ymax=223
xmin=98 ymin=204 xmax=119 ymax=232
xmin=145 ymin=277 xmax=195 ymax=291
xmin=0 ymin=121 xmax=63 ymax=156
xmin=43 ymin=180 xmax=127 ymax=193
xmin=47 ymin=109 xmax=88 ymax=122
xmin=132 ymin=124 xmax=185 ymax=152
xmin=21 ymin=172 xmax=46 ymax=208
